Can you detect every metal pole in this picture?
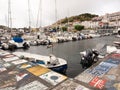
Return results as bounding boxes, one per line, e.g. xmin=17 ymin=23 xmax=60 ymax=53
xmin=67 ymin=9 xmax=70 ymax=31
xmin=36 ymin=0 xmax=42 ymax=28
xmin=55 ymin=0 xmax=57 ymax=30
xmin=40 ymin=0 xmax=42 ymax=30
xmin=8 ymin=0 xmax=12 ymax=33
xmin=8 ymin=0 xmax=9 ymax=29
xmin=28 ymin=0 xmax=31 ymax=33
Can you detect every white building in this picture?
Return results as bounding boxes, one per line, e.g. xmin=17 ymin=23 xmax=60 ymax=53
xmin=91 ymin=12 xmax=120 ymax=29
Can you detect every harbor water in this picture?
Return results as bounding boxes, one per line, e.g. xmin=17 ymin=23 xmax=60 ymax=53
xmin=15 ymin=35 xmax=120 ymax=78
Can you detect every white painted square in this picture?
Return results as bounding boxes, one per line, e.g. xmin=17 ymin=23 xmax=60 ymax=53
xmin=75 ymin=72 xmax=94 ymax=83
xmin=75 ymin=85 xmax=90 ymax=90
xmin=3 ymin=56 xmax=19 ymax=62
xmin=4 ymin=54 xmax=15 ymax=58
xmin=12 ymin=59 xmax=28 ymax=65
xmin=0 ymin=52 xmax=10 ymax=56
xmin=39 ymin=71 xmax=67 ymax=85
xmin=52 ymin=79 xmax=90 ymax=90
xmin=18 ymin=80 xmax=48 ymax=90
xmin=0 ymin=67 xmax=7 ymax=72
xmin=3 ymin=63 xmax=12 ymax=67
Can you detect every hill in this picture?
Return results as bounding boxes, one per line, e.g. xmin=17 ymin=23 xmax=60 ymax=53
xmin=57 ymin=13 xmax=98 ymax=24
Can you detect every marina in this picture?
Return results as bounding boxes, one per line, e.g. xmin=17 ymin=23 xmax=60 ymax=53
xmin=14 ymin=35 xmax=120 ymax=78
xmin=0 ymin=0 xmax=120 ymax=89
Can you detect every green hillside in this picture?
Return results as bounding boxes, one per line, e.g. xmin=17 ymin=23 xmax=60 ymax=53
xmin=59 ymin=13 xmax=98 ymax=24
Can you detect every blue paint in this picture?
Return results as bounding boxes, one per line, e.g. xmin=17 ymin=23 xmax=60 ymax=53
xmin=12 ymin=37 xmax=23 ymax=43
xmin=86 ymin=64 xmax=111 ymax=77
xmin=49 ymin=64 xmax=67 ymax=74
xmin=104 ymin=58 xmax=120 ymax=65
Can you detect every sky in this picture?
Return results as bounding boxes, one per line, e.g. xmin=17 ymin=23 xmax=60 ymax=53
xmin=0 ymin=0 xmax=120 ymax=28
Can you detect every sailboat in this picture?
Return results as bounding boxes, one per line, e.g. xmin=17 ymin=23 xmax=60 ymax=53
xmin=1 ymin=0 xmax=30 ymax=50
xmin=115 ymin=29 xmax=120 ymax=38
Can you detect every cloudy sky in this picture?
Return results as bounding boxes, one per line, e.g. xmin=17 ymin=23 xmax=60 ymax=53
xmin=0 ymin=0 xmax=120 ymax=28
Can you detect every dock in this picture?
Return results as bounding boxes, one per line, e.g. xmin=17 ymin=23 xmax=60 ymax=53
xmin=0 ymin=49 xmax=120 ymax=90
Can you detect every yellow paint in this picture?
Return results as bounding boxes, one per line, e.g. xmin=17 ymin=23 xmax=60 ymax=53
xmin=20 ymin=64 xmax=31 ymax=69
xmin=61 ymin=76 xmax=67 ymax=80
xmin=27 ymin=66 xmax=50 ymax=76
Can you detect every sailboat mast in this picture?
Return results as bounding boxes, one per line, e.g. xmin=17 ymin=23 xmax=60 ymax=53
xmin=40 ymin=0 xmax=42 ymax=31
xmin=50 ymin=0 xmax=58 ymax=54
xmin=67 ymin=9 xmax=70 ymax=30
xmin=55 ymin=0 xmax=57 ymax=30
xmin=67 ymin=9 xmax=69 ymax=26
xmin=36 ymin=0 xmax=42 ymax=31
xmin=8 ymin=0 xmax=12 ymax=33
xmin=28 ymin=0 xmax=31 ymax=33
xmin=8 ymin=0 xmax=9 ymax=29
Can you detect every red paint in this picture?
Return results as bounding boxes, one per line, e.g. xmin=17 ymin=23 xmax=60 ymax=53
xmin=89 ymin=77 xmax=107 ymax=89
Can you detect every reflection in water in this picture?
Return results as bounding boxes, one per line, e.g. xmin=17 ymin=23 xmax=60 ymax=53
xmin=15 ymin=36 xmax=119 ymax=78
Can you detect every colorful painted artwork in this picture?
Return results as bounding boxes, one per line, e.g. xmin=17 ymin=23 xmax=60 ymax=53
xmin=0 ymin=60 xmax=5 ymax=64
xmin=16 ymin=73 xmax=28 ymax=81
xmin=104 ymin=58 xmax=120 ymax=65
xmin=3 ymin=56 xmax=19 ymax=62
xmin=113 ymin=83 xmax=120 ymax=90
xmin=105 ymin=75 xmax=116 ymax=81
xmin=85 ymin=66 xmax=110 ymax=77
xmin=18 ymin=63 xmax=32 ymax=69
xmin=75 ymin=85 xmax=91 ymax=90
xmin=0 ymin=67 xmax=7 ymax=73
xmin=89 ymin=77 xmax=107 ymax=89
xmin=0 ymin=52 xmax=10 ymax=56
xmin=111 ymin=54 xmax=120 ymax=59
xmin=4 ymin=54 xmax=15 ymax=58
xmin=52 ymin=79 xmax=89 ymax=90
xmin=75 ymin=72 xmax=94 ymax=83
xmin=39 ymin=71 xmax=67 ymax=85
xmin=8 ymin=70 xmax=19 ymax=75
xmin=0 ymin=87 xmax=16 ymax=90
xmin=18 ymin=80 xmax=48 ymax=90
xmin=106 ymin=67 xmax=119 ymax=81
xmin=105 ymin=81 xmax=120 ymax=90
xmin=0 ymin=78 xmax=16 ymax=89
xmin=27 ymin=66 xmax=50 ymax=76
xmin=99 ymin=62 xmax=118 ymax=68
xmin=0 ymin=63 xmax=3 ymax=67
xmin=94 ymin=64 xmax=111 ymax=73
xmin=15 ymin=72 xmax=37 ymax=88
xmin=11 ymin=59 xmax=28 ymax=65
xmin=86 ymin=63 xmax=111 ymax=77
xmin=3 ymin=63 xmax=12 ymax=68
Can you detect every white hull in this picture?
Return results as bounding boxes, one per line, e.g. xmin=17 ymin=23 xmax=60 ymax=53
xmin=13 ymin=52 xmax=67 ymax=73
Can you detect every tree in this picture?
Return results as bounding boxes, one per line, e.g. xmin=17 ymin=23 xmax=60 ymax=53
xmin=61 ymin=17 xmax=68 ymax=24
xmin=62 ymin=26 xmax=68 ymax=32
xmin=69 ymin=18 xmax=73 ymax=22
xmin=74 ymin=25 xmax=84 ymax=31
